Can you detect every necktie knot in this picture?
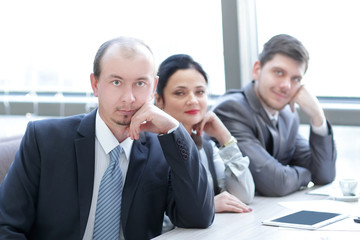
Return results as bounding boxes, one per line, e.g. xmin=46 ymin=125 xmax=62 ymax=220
xmin=109 ymin=145 xmax=122 ymax=169
xmin=271 ymin=118 xmax=278 ymax=129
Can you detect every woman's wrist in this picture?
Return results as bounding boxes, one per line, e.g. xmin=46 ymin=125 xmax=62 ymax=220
xmin=218 ymin=132 xmax=232 ymax=146
xmin=221 ymin=136 xmax=237 ymax=149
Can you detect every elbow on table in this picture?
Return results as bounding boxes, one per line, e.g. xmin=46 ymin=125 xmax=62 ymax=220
xmin=176 ymin=209 xmax=215 ymax=229
xmin=256 ymin=179 xmax=297 ymax=197
xmin=312 ymin=173 xmax=335 ymax=186
xmin=195 ymin=214 xmax=215 ymax=228
xmin=243 ymin=194 xmax=255 ymax=205
xmin=267 ymin=187 xmax=293 ymax=197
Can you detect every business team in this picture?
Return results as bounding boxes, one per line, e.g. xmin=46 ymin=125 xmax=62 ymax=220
xmin=0 ymin=34 xmax=336 ymax=239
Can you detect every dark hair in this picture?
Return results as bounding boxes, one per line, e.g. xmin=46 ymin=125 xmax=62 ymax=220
xmin=259 ymin=34 xmax=309 ymax=72
xmin=157 ymin=54 xmax=208 ymax=100
xmin=93 ymin=36 xmax=154 ymax=78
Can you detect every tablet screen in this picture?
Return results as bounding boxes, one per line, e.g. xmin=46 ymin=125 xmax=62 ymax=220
xmin=272 ymin=210 xmax=340 ymax=225
xmin=262 ymin=210 xmax=348 ymax=229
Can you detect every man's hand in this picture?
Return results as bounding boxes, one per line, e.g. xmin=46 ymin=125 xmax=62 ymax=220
xmin=127 ymin=102 xmax=179 ymax=140
xmin=214 ymin=191 xmax=252 ymax=213
xmin=289 ymin=85 xmax=325 ymax=127
xmin=193 ymin=111 xmax=232 ymax=146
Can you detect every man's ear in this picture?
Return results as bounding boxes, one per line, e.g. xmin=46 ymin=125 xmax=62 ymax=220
xmin=90 ymin=73 xmax=99 ymax=97
xmin=252 ymin=61 xmax=261 ymax=81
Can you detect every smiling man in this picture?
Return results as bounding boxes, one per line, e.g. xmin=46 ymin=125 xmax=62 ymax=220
xmin=212 ymin=34 xmax=337 ymax=197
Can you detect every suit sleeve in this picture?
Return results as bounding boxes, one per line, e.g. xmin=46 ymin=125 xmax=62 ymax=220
xmin=157 ymin=124 xmax=214 ymax=228
xmin=0 ymin=122 xmax=40 ymax=238
xmin=292 ymin=121 xmax=337 ymax=185
xmin=213 ymin=100 xmax=318 ymax=197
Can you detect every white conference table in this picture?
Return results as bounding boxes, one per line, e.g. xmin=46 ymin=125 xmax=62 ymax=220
xmin=154 ymin=187 xmax=360 ymax=240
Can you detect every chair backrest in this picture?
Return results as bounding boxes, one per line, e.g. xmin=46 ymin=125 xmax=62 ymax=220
xmin=0 ymin=135 xmax=22 ymax=184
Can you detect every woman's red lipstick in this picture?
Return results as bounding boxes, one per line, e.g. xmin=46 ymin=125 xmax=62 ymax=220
xmin=185 ymin=109 xmax=200 ymax=115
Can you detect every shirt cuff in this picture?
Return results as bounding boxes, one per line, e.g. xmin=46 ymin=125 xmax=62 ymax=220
xmin=311 ymin=117 xmax=328 ymax=136
xmin=167 ymin=122 xmax=180 ymax=134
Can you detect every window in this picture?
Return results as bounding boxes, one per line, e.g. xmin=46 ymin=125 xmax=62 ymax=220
xmin=256 ymin=0 xmax=360 ymax=97
xmin=0 ymin=0 xmax=225 ymax=95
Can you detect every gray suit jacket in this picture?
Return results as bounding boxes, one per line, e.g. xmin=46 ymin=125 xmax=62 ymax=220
xmin=212 ymin=82 xmax=336 ymax=197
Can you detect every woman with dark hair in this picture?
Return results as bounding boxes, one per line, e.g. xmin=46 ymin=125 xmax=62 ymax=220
xmin=156 ymin=54 xmax=255 ymax=215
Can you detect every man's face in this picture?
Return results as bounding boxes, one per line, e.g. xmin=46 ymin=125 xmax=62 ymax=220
xmin=91 ymin=44 xmax=157 ymax=131
xmin=252 ymin=54 xmax=306 ymax=114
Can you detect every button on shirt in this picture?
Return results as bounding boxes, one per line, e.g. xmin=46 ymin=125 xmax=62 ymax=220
xmin=82 ymin=111 xmax=133 ymax=240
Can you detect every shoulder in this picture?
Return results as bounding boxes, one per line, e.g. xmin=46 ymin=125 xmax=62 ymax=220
xmin=213 ymin=88 xmax=253 ymax=113
xmin=212 ymin=93 xmax=254 ymax=124
xmin=213 ymin=90 xmax=246 ymax=108
xmin=30 ymin=113 xmax=86 ymax=133
xmin=24 ymin=112 xmax=93 ymax=144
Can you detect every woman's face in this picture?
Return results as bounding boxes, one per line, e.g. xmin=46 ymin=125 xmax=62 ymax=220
xmin=156 ymin=68 xmax=208 ymax=133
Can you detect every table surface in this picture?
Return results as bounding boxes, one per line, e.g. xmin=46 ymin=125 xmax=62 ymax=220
xmin=154 ymin=188 xmax=360 ymax=240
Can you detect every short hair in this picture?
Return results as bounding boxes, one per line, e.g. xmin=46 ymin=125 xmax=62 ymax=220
xmin=259 ymin=34 xmax=310 ymax=72
xmin=93 ymin=36 xmax=154 ymax=78
xmin=157 ymin=54 xmax=208 ymax=101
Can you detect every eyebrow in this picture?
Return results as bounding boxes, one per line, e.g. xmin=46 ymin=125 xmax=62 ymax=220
xmin=174 ymin=86 xmax=187 ymax=89
xmin=109 ymin=74 xmax=151 ymax=81
xmin=109 ymin=74 xmax=123 ymax=80
xmin=174 ymin=85 xmax=206 ymax=89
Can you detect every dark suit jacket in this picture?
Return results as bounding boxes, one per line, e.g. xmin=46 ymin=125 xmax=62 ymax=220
xmin=0 ymin=109 xmax=214 ymax=240
xmin=212 ymin=82 xmax=337 ymax=197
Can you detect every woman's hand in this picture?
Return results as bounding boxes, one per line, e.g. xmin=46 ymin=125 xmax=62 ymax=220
xmin=214 ymin=191 xmax=252 ymax=213
xmin=193 ymin=111 xmax=231 ymax=146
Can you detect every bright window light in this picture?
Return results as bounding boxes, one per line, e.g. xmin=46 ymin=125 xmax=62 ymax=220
xmin=0 ymin=0 xmax=225 ymax=95
xmin=256 ymin=0 xmax=360 ymax=97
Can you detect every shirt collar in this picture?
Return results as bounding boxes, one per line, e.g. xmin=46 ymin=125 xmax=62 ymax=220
xmin=95 ymin=110 xmax=133 ymax=160
xmin=263 ymin=107 xmax=279 ymax=122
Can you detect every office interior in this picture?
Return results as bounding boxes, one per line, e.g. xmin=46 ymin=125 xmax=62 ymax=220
xmin=1 ymin=0 xmax=360 ymax=238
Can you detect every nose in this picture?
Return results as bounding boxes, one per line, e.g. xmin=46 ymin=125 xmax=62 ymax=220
xmin=279 ymin=77 xmax=291 ymax=92
xmin=186 ymin=92 xmax=198 ymax=105
xmin=121 ymin=85 xmax=136 ymax=103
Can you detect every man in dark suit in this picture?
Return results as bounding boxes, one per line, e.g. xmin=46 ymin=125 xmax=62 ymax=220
xmin=0 ymin=37 xmax=214 ymax=239
xmin=213 ymin=34 xmax=336 ymax=197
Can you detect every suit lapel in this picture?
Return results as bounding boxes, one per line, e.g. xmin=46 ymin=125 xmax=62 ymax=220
xmin=121 ymin=132 xmax=149 ymax=231
xmin=75 ymin=109 xmax=97 ymax=238
xmin=244 ymin=83 xmax=282 ymax=156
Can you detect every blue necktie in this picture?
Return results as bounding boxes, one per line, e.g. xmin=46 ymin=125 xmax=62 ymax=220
xmin=93 ymin=145 xmax=123 ymax=240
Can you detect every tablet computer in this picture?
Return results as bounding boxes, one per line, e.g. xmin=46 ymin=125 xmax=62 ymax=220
xmin=262 ymin=210 xmax=348 ymax=230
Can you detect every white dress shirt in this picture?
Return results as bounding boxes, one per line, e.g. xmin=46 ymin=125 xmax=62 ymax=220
xmin=83 ymin=111 xmax=133 ymax=240
xmin=207 ymin=140 xmax=254 ymax=204
xmin=263 ymin=107 xmax=328 ymax=136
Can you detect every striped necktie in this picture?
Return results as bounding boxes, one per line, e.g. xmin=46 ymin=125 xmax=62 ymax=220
xmin=93 ymin=145 xmax=123 ymax=240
